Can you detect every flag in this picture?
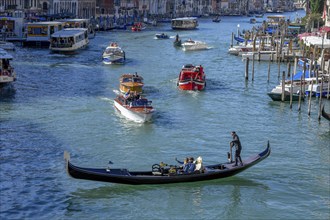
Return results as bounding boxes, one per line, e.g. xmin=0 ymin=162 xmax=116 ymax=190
xmin=322 ymin=3 xmax=327 ymax=20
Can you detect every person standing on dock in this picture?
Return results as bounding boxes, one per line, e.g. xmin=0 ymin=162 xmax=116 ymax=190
xmin=230 ymin=131 xmax=243 ymax=166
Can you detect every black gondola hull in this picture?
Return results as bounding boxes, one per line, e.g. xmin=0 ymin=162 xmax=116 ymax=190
xmin=66 ymin=143 xmax=271 ymax=185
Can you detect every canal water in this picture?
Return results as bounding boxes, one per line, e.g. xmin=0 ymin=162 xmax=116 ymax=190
xmin=1 ymin=11 xmax=329 ymax=219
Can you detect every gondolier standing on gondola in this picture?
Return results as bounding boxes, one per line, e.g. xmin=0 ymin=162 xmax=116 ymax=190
xmin=230 ymin=131 xmax=243 ymax=166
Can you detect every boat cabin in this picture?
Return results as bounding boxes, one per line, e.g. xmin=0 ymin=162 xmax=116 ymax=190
xmin=179 ymin=64 xmax=204 ymax=80
xmin=60 ymin=19 xmax=95 ymax=38
xmin=171 ymin=17 xmax=198 ymax=30
xmin=0 ymin=49 xmax=16 ymax=84
xmin=49 ymin=28 xmax=89 ymax=52
xmin=24 ymin=21 xmax=64 ymax=47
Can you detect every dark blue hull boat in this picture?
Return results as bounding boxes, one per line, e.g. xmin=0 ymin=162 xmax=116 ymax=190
xmin=65 ymin=142 xmax=271 ymax=185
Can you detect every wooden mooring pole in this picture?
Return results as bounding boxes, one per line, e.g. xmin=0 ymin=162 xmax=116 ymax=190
xmin=281 ymin=71 xmax=286 ymax=102
xmin=245 ymin=57 xmax=249 ymax=80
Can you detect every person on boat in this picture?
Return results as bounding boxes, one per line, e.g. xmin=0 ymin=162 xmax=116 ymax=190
xmin=194 ymin=156 xmax=203 ymax=172
xmin=175 ymin=34 xmax=179 ymax=42
xmin=187 ymin=157 xmax=196 ymax=173
xmin=124 ymin=89 xmax=131 ymax=99
xmin=175 ymin=157 xmax=190 ymax=173
xmin=230 ymin=131 xmax=243 ymax=166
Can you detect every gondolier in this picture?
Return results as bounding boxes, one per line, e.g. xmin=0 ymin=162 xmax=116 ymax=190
xmin=230 ymin=131 xmax=243 ymax=166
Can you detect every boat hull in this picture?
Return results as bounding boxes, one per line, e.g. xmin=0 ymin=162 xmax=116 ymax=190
xmin=267 ymin=92 xmax=303 ymax=101
xmin=103 ymin=56 xmax=125 ymax=65
xmin=114 ymin=98 xmax=153 ymax=123
xmin=178 ymin=80 xmax=205 ymax=91
xmin=65 ymin=143 xmax=271 ymax=185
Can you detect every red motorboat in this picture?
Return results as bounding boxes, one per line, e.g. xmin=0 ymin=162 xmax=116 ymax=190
xmin=177 ymin=64 xmax=206 ymax=91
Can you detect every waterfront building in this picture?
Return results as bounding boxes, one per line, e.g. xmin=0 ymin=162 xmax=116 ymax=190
xmin=52 ymin=0 xmax=96 ymax=18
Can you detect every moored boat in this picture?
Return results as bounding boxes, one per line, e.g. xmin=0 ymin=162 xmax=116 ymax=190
xmin=181 ymin=39 xmax=208 ymax=51
xmin=267 ymin=88 xmax=304 ymax=101
xmin=178 ymin=64 xmax=206 ymax=91
xmin=119 ymin=73 xmax=144 ymax=94
xmin=113 ymin=92 xmax=154 ymax=123
xmin=0 ymin=41 xmax=15 ymax=50
xmin=0 ymin=49 xmax=17 ymax=86
xmin=64 ymin=142 xmax=271 ymax=185
xmin=49 ymin=28 xmax=89 ymax=53
xmin=102 ymin=42 xmax=126 ymax=65
xmin=321 ymin=105 xmax=330 ymax=121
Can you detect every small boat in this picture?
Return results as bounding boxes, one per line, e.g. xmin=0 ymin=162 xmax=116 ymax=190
xmin=267 ymin=87 xmax=304 ymax=101
xmin=255 ymin=13 xmax=264 ymax=18
xmin=113 ymin=92 xmax=154 ymax=123
xmin=0 ymin=41 xmax=15 ymax=50
xmin=181 ymin=39 xmax=208 ymax=51
xmin=173 ymin=34 xmax=182 ymax=47
xmin=102 ymin=42 xmax=126 ymax=65
xmin=321 ymin=105 xmax=330 ymax=121
xmin=131 ymin=22 xmax=145 ymax=32
xmin=212 ymin=16 xmax=221 ymax=23
xmin=155 ymin=33 xmax=169 ymax=39
xmin=49 ymin=28 xmax=89 ymax=53
xmin=250 ymin=18 xmax=256 ymax=24
xmin=0 ymin=49 xmax=17 ymax=86
xmin=178 ymin=64 xmax=206 ymax=91
xmin=119 ymin=73 xmax=144 ymax=94
xmin=65 ymin=142 xmax=271 ymax=185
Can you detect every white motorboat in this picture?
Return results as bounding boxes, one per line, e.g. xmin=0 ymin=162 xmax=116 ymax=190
xmin=49 ymin=28 xmax=89 ymax=53
xmin=0 ymin=49 xmax=16 ymax=85
xmin=102 ymin=42 xmax=125 ymax=64
xmin=181 ymin=39 xmax=208 ymax=51
xmin=0 ymin=41 xmax=15 ymax=50
xmin=114 ymin=93 xmax=154 ymax=123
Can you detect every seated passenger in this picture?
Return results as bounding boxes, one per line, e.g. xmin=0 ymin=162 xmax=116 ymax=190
xmin=194 ymin=156 xmax=203 ymax=172
xmin=187 ymin=157 xmax=196 ymax=173
xmin=175 ymin=157 xmax=189 ymax=173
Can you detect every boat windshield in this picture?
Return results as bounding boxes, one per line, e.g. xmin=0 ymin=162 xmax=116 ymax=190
xmin=133 ymin=99 xmax=151 ymax=106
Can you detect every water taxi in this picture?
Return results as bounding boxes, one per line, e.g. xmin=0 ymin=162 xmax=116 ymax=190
xmin=119 ymin=73 xmax=144 ymax=94
xmin=0 ymin=49 xmax=16 ymax=86
xmin=114 ymin=92 xmax=154 ymax=123
xmin=171 ymin=17 xmax=198 ymax=30
xmin=49 ymin=28 xmax=89 ymax=53
xmin=177 ymin=64 xmax=206 ymax=91
xmin=102 ymin=42 xmax=125 ymax=64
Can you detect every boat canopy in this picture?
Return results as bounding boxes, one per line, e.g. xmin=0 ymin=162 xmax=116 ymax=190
xmin=291 ymin=70 xmax=316 ymax=80
xmin=51 ymin=28 xmax=88 ymax=38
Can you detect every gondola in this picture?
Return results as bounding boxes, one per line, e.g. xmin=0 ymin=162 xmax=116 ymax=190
xmin=64 ymin=142 xmax=271 ymax=185
xmin=321 ymin=105 xmax=330 ymax=121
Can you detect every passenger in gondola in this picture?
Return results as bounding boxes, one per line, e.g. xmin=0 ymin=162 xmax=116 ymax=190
xmin=175 ymin=157 xmax=189 ymax=173
xmin=187 ymin=157 xmax=196 ymax=173
xmin=194 ymin=156 xmax=203 ymax=172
